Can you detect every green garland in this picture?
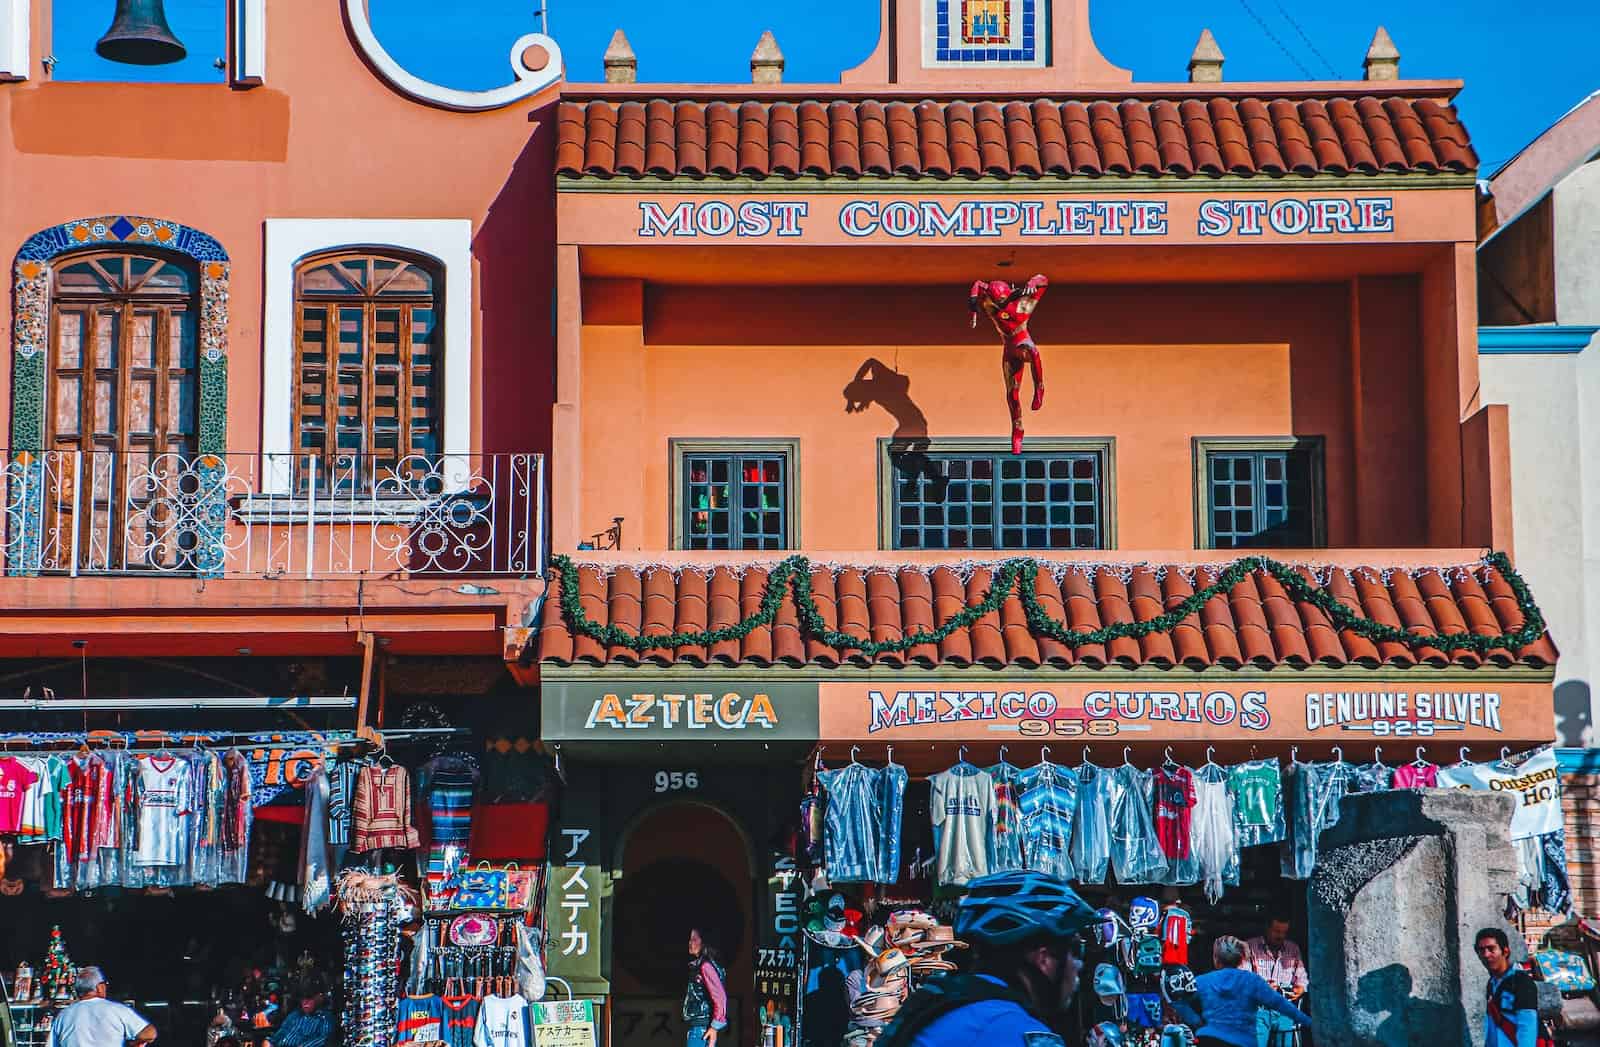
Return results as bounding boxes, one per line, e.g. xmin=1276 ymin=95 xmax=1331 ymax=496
xmin=549 ymin=551 xmax=1547 ymax=658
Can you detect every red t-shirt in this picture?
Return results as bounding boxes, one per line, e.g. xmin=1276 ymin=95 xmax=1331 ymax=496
xmin=0 ymin=757 xmax=39 ymax=834
xmin=1161 ymin=906 xmax=1192 ymax=965
xmin=1152 ymin=767 xmax=1196 ymax=860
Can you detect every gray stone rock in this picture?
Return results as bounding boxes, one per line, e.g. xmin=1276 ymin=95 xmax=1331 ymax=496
xmin=1308 ymin=789 xmax=1518 ymax=1047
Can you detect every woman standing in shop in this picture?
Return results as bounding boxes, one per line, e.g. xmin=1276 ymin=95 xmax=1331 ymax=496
xmin=684 ymin=928 xmax=728 ymax=1047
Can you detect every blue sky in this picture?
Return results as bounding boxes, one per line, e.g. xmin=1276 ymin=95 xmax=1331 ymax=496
xmin=53 ymin=1 xmax=1600 ymax=172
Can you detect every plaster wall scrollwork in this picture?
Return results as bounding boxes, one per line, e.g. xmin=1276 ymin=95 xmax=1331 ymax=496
xmin=343 ymin=0 xmax=563 ymax=112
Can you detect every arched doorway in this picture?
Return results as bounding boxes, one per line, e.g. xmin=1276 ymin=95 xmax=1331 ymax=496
xmin=613 ymin=801 xmax=754 ymax=1047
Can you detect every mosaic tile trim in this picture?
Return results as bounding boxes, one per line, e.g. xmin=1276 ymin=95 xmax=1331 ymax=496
xmin=929 ymin=0 xmax=1039 ymax=64
xmin=10 ymin=216 xmax=230 ymax=451
xmin=9 ymin=218 xmax=231 ymax=576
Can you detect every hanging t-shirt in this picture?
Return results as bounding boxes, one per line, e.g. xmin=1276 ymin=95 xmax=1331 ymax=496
xmin=14 ymin=757 xmax=54 ymax=839
xmin=472 ymin=995 xmax=528 ymax=1047
xmin=1152 ymin=766 xmax=1196 ymax=860
xmin=986 ymin=762 xmax=1026 ymax=873
xmin=818 ymin=763 xmax=884 ymax=883
xmin=1017 ymin=762 xmax=1077 ymax=880
xmin=1160 ymin=906 xmax=1192 ymax=965
xmin=1439 ymin=749 xmax=1561 ymax=840
xmin=1227 ymin=759 xmax=1286 ymax=847
xmin=929 ymin=765 xmax=994 ymax=886
xmin=1392 ymin=763 xmax=1438 ymax=789
xmin=398 ymin=995 xmax=448 ymax=1046
xmin=133 ymin=754 xmax=193 ymax=867
xmin=441 ymin=996 xmax=480 ymax=1047
xmin=65 ymin=755 xmax=117 ymax=860
xmin=0 ymin=757 xmax=40 ymax=834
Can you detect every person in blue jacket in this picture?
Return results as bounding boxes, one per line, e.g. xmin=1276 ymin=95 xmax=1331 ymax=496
xmin=876 ymin=871 xmax=1096 ymax=1047
xmin=1170 ymin=935 xmax=1310 ymax=1047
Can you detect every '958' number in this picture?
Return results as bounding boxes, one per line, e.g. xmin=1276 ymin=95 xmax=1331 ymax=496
xmin=654 ymin=771 xmax=700 ymax=793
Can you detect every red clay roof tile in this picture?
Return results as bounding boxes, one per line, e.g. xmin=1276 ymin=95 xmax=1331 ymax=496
xmin=560 ymin=93 xmax=1476 ymax=181
xmin=538 ymin=559 xmax=1553 ymax=673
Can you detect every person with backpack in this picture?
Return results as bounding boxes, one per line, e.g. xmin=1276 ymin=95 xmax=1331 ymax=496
xmin=1475 ymin=927 xmax=1546 ymax=1047
xmin=876 ymin=871 xmax=1096 ymax=1047
xmin=684 ymin=928 xmax=728 ymax=1046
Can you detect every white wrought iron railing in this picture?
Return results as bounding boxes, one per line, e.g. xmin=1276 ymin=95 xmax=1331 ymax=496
xmin=1 ymin=451 xmax=546 ymax=578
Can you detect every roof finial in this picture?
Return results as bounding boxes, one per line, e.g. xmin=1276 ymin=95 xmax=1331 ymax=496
xmin=751 ymin=30 xmax=785 ymax=85
xmin=1187 ymin=29 xmax=1224 ymax=83
xmin=1363 ymin=26 xmax=1400 ymax=81
xmin=603 ymin=29 xmax=637 ymax=84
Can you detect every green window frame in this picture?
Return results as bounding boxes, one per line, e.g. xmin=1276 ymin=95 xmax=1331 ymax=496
xmin=669 ymin=438 xmax=800 ymax=550
xmin=1193 ymin=436 xmax=1326 ymax=549
xmin=878 ymin=437 xmax=1116 ymax=551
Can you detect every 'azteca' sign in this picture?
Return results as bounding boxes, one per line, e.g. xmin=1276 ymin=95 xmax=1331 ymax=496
xmin=540 ymin=679 xmax=820 ymax=743
xmin=636 ymin=196 xmax=1396 ymax=240
xmin=818 ymin=680 xmax=1553 ymax=744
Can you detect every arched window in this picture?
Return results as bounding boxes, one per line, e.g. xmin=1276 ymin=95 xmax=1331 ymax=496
xmin=293 ymin=251 xmax=441 ymax=492
xmin=40 ymin=250 xmax=200 ymax=571
xmin=49 ymin=251 xmax=197 ymax=460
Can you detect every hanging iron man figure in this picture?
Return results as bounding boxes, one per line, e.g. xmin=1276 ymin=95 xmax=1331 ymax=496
xmin=970 ymin=274 xmax=1048 ymax=454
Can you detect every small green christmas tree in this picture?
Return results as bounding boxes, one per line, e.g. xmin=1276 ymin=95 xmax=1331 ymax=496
xmin=41 ymin=926 xmax=76 ymax=1001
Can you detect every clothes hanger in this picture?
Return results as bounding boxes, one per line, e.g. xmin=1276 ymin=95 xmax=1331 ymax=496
xmin=1290 ymin=745 xmax=1298 ymax=765
xmin=886 ymin=744 xmax=896 ymax=766
xmin=1456 ymin=746 xmax=1472 ymax=767
xmin=1330 ymin=745 xmax=1343 ymax=764
xmin=1039 ymin=746 xmax=1051 ymax=766
xmin=851 ymin=746 xmax=861 ymax=765
xmin=1373 ymin=745 xmax=1382 ymax=766
xmin=1123 ymin=746 xmax=1133 ymax=768
xmin=1162 ymin=746 xmax=1178 ymax=771
xmin=1413 ymin=747 xmax=1429 ymax=767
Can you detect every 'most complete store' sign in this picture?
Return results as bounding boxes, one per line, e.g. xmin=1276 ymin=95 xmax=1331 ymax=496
xmin=635 ymin=195 xmax=1398 ymax=240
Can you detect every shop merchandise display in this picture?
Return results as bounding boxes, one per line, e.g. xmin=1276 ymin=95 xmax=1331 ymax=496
xmin=812 ymin=745 xmax=1573 ymax=906
xmin=418 ymin=753 xmax=480 ymax=901
xmin=337 ymin=871 xmax=405 ymax=1047
xmin=927 ymin=760 xmax=993 ymax=886
xmin=1016 ymin=758 xmax=1078 ymax=880
xmin=353 ymin=761 xmax=422 ymax=852
xmin=819 ymin=755 xmax=907 ymax=885
xmin=837 ymin=909 xmax=967 ymax=1047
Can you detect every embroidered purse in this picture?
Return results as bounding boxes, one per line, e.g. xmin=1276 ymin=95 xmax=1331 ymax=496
xmin=452 ymin=861 xmax=510 ymax=910
xmin=1535 ymin=949 xmax=1595 ymax=992
xmin=504 ymin=863 xmax=539 ymax=911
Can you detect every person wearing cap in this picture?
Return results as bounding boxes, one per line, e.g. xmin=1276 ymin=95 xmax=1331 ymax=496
xmin=1170 ymin=936 xmax=1309 ymax=1047
xmin=876 ymin=871 xmax=1095 ymax=1047
xmin=45 ymin=968 xmax=156 ymax=1047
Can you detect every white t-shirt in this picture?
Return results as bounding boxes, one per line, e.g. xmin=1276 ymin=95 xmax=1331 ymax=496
xmin=930 ymin=766 xmax=994 ymax=886
xmin=134 ymin=755 xmax=192 ymax=867
xmin=46 ymin=997 xmax=151 ymax=1047
xmin=472 ymin=995 xmax=527 ymax=1047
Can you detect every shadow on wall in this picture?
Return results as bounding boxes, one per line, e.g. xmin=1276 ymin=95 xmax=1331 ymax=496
xmin=1355 ymin=964 xmax=1466 ymax=1046
xmin=844 ymin=356 xmax=950 ymax=497
xmin=1555 ymin=680 xmax=1593 ymax=748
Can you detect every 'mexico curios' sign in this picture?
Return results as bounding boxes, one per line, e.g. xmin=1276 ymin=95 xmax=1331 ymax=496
xmin=636 ymin=196 xmax=1396 ymax=240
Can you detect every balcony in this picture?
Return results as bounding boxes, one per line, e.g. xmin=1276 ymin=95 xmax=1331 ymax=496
xmin=1 ymin=451 xmax=545 ymax=578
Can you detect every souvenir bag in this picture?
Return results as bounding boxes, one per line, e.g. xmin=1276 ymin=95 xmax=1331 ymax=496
xmin=452 ymin=861 xmax=509 ymax=909
xmin=1535 ymin=949 xmax=1596 ymax=992
xmin=504 ymin=864 xmax=539 ymax=912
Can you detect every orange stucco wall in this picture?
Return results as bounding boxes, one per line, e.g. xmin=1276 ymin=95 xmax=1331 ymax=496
xmin=572 ymin=279 xmax=1449 ymax=552
xmin=0 ymin=1 xmax=557 ymax=462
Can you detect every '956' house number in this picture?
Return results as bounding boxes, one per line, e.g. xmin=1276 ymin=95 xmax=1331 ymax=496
xmin=654 ymin=771 xmax=700 ymax=793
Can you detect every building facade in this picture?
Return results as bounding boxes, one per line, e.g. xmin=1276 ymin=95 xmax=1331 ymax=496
xmin=527 ymin=1 xmax=1559 ymax=1044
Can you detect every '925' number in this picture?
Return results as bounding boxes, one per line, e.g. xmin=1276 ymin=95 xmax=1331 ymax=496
xmin=655 ymin=771 xmax=700 ymax=793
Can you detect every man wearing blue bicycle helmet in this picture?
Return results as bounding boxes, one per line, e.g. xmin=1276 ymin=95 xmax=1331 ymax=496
xmin=876 ymin=871 xmax=1097 ymax=1047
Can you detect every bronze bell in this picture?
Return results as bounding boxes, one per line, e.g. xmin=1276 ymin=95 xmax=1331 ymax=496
xmin=95 ymin=0 xmax=187 ymax=66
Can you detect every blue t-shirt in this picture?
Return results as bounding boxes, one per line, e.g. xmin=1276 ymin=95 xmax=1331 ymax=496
xmin=911 ymin=976 xmax=1063 ymax=1047
xmin=1171 ymin=968 xmax=1309 ymax=1047
xmin=819 ymin=764 xmax=882 ymax=883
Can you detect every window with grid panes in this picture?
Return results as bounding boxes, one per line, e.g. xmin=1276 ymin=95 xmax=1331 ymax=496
xmin=890 ymin=450 xmax=1106 ymax=550
xmin=47 ymin=251 xmax=199 ymax=571
xmin=293 ymin=252 xmax=440 ymax=493
xmin=681 ymin=452 xmax=790 ymax=550
xmin=1201 ymin=442 xmax=1321 ymax=548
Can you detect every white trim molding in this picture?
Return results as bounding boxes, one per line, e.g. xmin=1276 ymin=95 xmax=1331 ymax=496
xmin=0 ymin=0 xmax=29 ymax=81
xmin=343 ymin=0 xmax=563 ymax=112
xmin=230 ymin=0 xmax=265 ymax=86
xmin=262 ymin=218 xmax=474 ymax=495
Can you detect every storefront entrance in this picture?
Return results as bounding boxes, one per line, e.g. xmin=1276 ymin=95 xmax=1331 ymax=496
xmin=612 ymin=801 xmax=753 ymax=1047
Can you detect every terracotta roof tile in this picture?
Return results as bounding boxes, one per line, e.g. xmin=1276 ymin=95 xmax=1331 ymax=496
xmin=538 ymin=559 xmax=1553 ymax=673
xmin=560 ymin=93 xmax=1476 ymax=181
